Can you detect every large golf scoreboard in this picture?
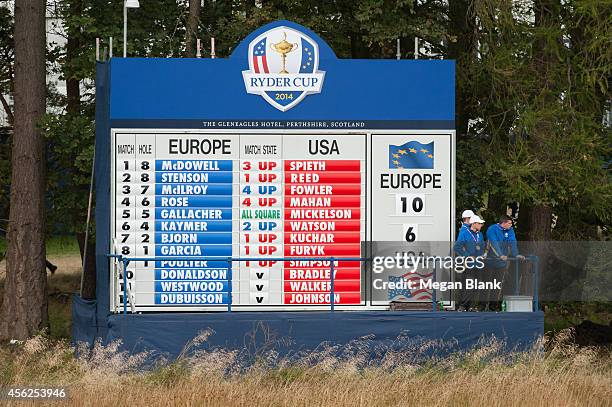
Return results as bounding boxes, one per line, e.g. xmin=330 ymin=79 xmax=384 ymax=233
xmin=111 ymin=130 xmax=454 ymax=312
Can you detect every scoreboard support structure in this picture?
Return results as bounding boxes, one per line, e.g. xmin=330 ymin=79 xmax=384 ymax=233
xmin=72 ymin=20 xmax=543 ymax=357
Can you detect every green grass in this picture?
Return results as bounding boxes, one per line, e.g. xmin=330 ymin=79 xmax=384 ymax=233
xmin=543 ymin=302 xmax=612 ymax=333
xmin=0 ymin=236 xmax=81 ymax=339
xmin=47 ymin=271 xmax=80 ymax=339
xmin=0 ymin=275 xmax=78 ymax=340
xmin=0 ymin=235 xmax=80 ymax=258
xmin=46 ymin=236 xmax=81 ymax=256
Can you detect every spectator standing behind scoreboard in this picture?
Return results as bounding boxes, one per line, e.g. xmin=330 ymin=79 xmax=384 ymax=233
xmin=485 ymin=214 xmax=525 ymax=310
xmin=460 ymin=209 xmax=475 ymax=233
xmin=454 ymin=214 xmax=486 ymax=311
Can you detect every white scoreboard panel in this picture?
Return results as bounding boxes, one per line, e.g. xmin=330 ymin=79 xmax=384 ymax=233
xmin=110 ymin=130 xmax=454 ymax=312
xmin=369 ymin=133 xmax=455 ymax=305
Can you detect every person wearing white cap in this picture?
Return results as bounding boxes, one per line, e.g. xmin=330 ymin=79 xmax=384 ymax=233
xmin=455 ymin=213 xmax=484 ymax=256
xmin=454 ymin=214 xmax=486 ymax=310
xmin=460 ymin=209 xmax=475 ymax=231
xmin=469 ymin=214 xmax=485 ymax=235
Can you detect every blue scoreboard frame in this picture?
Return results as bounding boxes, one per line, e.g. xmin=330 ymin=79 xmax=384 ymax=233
xmin=96 ymin=20 xmax=455 ymax=315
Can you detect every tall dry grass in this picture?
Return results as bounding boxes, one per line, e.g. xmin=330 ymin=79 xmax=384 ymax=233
xmin=0 ymin=329 xmax=610 ymax=407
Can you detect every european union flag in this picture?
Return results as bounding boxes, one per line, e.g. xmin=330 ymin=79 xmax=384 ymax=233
xmin=389 ymin=141 xmax=434 ymax=169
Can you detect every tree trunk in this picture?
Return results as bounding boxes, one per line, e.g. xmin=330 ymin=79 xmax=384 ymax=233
xmin=65 ymin=0 xmax=81 ymax=114
xmin=520 ymin=203 xmax=552 ymax=241
xmin=521 ymin=0 xmax=559 ymax=243
xmin=185 ymin=0 xmax=201 ymax=57
xmin=0 ymin=0 xmax=48 ymax=340
xmin=76 ymin=232 xmax=96 ymax=299
xmin=350 ymin=33 xmax=370 ymax=59
xmin=447 ymin=0 xmax=476 ymax=140
xmin=486 ymin=192 xmax=507 ymax=224
xmin=518 ymin=203 xmax=553 ymax=299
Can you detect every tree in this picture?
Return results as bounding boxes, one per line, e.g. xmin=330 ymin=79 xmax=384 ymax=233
xmin=0 ymin=0 xmax=48 ymax=340
xmin=456 ymin=0 xmax=611 ymax=241
xmin=64 ymin=0 xmax=82 ymax=114
xmin=185 ymin=0 xmax=201 ymax=57
xmin=447 ymin=0 xmax=477 ymax=140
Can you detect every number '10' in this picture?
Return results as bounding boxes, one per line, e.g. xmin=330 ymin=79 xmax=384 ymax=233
xmin=400 ymin=196 xmax=423 ymax=213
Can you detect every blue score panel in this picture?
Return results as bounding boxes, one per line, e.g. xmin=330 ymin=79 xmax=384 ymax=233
xmin=111 ymin=132 xmax=367 ymax=312
xmin=113 ymin=133 xmax=236 ymax=309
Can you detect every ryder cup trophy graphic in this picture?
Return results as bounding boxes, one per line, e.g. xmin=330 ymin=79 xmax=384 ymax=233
xmin=270 ymin=32 xmax=298 ymax=74
xmin=243 ymin=25 xmax=325 ymax=111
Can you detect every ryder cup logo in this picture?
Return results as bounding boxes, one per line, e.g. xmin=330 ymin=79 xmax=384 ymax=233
xmin=242 ymin=26 xmax=325 ymax=111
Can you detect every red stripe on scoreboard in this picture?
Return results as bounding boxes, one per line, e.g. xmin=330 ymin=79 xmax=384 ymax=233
xmin=283 ymin=292 xmax=361 ymax=305
xmin=283 ymin=280 xmax=361 ymax=292
xmin=284 ymin=208 xmax=361 ymax=220
xmin=284 ymin=171 xmax=361 ymax=184
xmin=284 ymin=244 xmax=361 ymax=256
xmin=282 ymin=156 xmax=363 ymax=306
xmin=284 ymin=268 xmax=361 ymax=280
xmin=285 ymin=184 xmax=362 ymax=196
xmin=284 ymin=196 xmax=361 ymax=208
xmin=284 ymin=220 xmax=362 ymax=232
xmin=284 ymin=260 xmax=361 ymax=268
xmin=284 ymin=232 xmax=361 ymax=244
xmin=284 ymin=160 xmax=361 ymax=171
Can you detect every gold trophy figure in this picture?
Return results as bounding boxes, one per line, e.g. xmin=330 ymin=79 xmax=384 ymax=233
xmin=270 ymin=33 xmax=299 ymax=74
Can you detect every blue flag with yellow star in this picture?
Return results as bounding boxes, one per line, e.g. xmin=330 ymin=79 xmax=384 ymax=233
xmin=389 ymin=141 xmax=434 ymax=169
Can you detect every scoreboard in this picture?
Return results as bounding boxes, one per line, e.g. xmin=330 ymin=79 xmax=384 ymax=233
xmin=111 ymin=130 xmax=454 ymax=312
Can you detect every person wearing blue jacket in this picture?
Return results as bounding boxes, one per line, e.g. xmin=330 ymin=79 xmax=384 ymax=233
xmin=485 ymin=214 xmax=525 ymax=310
xmin=459 ymin=209 xmax=475 ymax=235
xmin=455 ymin=214 xmax=486 ymax=257
xmin=454 ymin=214 xmax=486 ymax=310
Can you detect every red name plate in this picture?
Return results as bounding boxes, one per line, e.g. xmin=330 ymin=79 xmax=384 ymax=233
xmin=284 ymin=208 xmax=361 ymax=220
xmin=284 ymin=171 xmax=361 ymax=184
xmin=284 ymin=267 xmax=362 ymax=280
xmin=285 ymin=184 xmax=362 ymax=196
xmin=284 ymin=244 xmax=361 ymax=256
xmin=284 ymin=232 xmax=361 ymax=244
xmin=284 ymin=195 xmax=361 ymax=208
xmin=284 ymin=220 xmax=362 ymax=232
xmin=283 ymin=279 xmax=361 ymax=293
xmin=284 ymin=160 xmax=361 ymax=172
xmin=284 ymin=292 xmax=361 ymax=305
xmin=284 ymin=260 xmax=361 ymax=268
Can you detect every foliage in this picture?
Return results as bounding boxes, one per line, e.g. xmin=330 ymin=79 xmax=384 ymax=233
xmin=455 ymin=0 xmax=612 ymax=237
xmin=41 ymin=0 xmax=191 ymax=233
xmin=41 ymin=113 xmax=95 ymax=234
xmin=0 ymin=0 xmax=610 ymax=239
